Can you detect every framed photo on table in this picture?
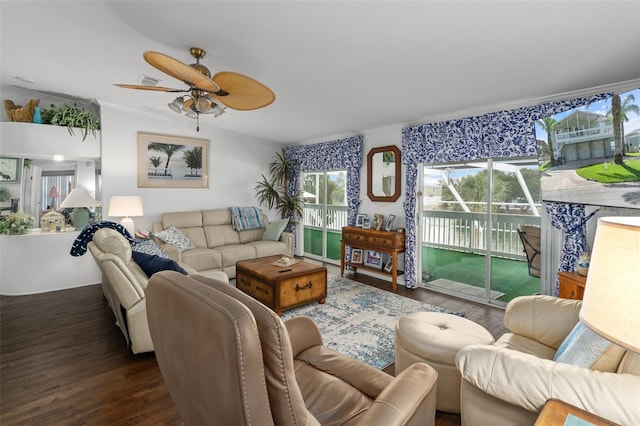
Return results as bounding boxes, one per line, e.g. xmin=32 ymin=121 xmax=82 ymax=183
xmin=356 ymin=213 xmax=367 ymax=227
xmin=364 ymin=250 xmax=383 ymax=268
xmin=383 ymin=256 xmax=393 ymax=273
xmin=384 ymin=214 xmax=396 ymax=232
xmin=351 ymin=248 xmax=363 ymax=264
xmin=373 ymin=213 xmax=384 ymax=231
xmin=362 ymin=217 xmax=372 ymax=229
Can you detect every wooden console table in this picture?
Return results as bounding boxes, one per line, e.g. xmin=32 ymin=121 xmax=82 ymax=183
xmin=340 ymin=226 xmax=405 ymax=292
xmin=535 ymin=398 xmax=618 ymax=425
xmin=558 ymin=271 xmax=587 ymax=300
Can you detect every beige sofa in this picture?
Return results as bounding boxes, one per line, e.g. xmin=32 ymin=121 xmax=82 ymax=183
xmin=455 ymin=295 xmax=640 ymax=426
xmin=88 ymin=227 xmax=229 ymax=354
xmin=152 ymin=208 xmax=294 ymax=279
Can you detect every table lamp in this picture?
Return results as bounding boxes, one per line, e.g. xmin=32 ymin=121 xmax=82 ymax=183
xmin=48 ymin=186 xmax=59 ymax=210
xmin=108 ymin=196 xmax=143 ymax=236
xmin=580 ymin=216 xmax=640 ymax=354
xmin=60 ymin=188 xmax=97 ymax=231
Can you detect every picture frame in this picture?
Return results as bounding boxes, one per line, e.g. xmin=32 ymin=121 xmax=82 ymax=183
xmin=373 ymin=213 xmax=384 ymax=231
xmin=362 ymin=217 xmax=372 ymax=229
xmin=137 ymin=132 xmax=209 ymax=188
xmin=383 ymin=256 xmax=393 ymax=273
xmin=384 ymin=214 xmax=396 ymax=232
xmin=351 ymin=248 xmax=363 ymax=264
xmin=356 ymin=213 xmax=367 ymax=227
xmin=0 ymin=157 xmax=20 ymax=183
xmin=364 ymin=250 xmax=383 ymax=268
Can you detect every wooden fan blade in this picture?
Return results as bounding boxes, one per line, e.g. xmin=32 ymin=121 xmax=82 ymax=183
xmin=143 ymin=51 xmax=221 ymax=93
xmin=211 ymin=72 xmax=275 ymax=110
xmin=114 ymin=84 xmax=187 ymax=92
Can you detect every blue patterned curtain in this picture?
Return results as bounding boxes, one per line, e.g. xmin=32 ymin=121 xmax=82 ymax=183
xmin=401 ymin=93 xmax=611 ymax=288
xmin=285 ymin=136 xmax=363 ymax=242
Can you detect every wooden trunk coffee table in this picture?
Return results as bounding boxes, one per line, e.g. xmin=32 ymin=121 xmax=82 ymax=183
xmin=236 ymin=255 xmax=327 ymax=316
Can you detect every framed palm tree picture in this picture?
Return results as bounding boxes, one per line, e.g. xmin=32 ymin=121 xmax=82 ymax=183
xmin=137 ymin=132 xmax=209 ymax=188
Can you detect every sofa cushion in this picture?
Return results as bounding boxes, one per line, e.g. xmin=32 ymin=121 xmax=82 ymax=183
xmin=217 ymin=244 xmax=257 ymax=267
xmin=263 ymin=219 xmax=289 ymax=241
xmin=161 ymin=211 xmax=203 ymax=228
xmin=248 ymin=240 xmax=290 ymax=258
xmin=554 ymin=320 xmax=622 ymax=371
xmin=205 ymin=224 xmax=241 ymax=248
xmin=132 ymin=251 xmax=187 ymax=277
xmin=153 ymin=226 xmax=196 ymax=252
xmin=132 ymin=239 xmax=171 ymax=259
xmin=181 ymin=247 xmax=223 ymax=271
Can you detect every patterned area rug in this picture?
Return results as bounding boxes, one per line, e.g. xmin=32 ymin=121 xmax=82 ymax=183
xmin=281 ymin=274 xmax=464 ymax=370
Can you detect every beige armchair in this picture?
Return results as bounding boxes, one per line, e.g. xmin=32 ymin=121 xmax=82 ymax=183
xmin=455 ymin=295 xmax=640 ymax=426
xmin=147 ymin=271 xmax=439 ymax=426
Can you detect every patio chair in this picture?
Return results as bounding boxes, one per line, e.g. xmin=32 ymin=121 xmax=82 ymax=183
xmin=517 ymin=225 xmax=541 ymax=278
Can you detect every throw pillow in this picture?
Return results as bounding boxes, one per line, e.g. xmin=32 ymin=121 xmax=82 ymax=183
xmin=132 ymin=251 xmax=187 ymax=277
xmin=131 ymin=239 xmax=171 ymax=259
xmin=554 ymin=320 xmax=616 ymax=369
xmin=262 ymin=219 xmax=289 ymax=241
xmin=152 ymin=226 xmax=196 ymax=252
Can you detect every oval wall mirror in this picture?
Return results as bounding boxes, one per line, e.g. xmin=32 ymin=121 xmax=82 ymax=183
xmin=367 ymin=145 xmax=401 ymax=202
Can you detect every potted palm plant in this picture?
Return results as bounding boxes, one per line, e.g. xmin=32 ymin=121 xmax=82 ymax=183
xmin=255 ymin=150 xmax=304 ymax=229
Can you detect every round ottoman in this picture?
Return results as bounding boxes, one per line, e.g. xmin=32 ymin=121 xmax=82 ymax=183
xmin=395 ymin=312 xmax=495 ymax=414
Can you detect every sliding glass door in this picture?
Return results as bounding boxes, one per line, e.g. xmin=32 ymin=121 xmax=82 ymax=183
xmin=419 ymin=158 xmax=540 ymax=305
xmin=302 ymin=170 xmax=348 ymax=264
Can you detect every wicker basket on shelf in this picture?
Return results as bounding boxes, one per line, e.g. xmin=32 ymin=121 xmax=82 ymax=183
xmin=3 ymin=99 xmax=40 ymax=122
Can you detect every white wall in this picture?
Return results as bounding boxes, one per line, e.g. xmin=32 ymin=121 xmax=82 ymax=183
xmin=100 ymin=105 xmax=285 ymax=231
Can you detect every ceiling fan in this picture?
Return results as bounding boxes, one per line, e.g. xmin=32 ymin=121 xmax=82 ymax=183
xmin=115 ymin=47 xmax=275 ymax=131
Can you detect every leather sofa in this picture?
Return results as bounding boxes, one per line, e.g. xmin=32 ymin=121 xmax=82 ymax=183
xmin=88 ymin=227 xmax=228 ymax=354
xmin=455 ymin=295 xmax=640 ymax=426
xmin=147 ymin=270 xmax=439 ymax=425
xmin=152 ymin=208 xmax=294 ymax=279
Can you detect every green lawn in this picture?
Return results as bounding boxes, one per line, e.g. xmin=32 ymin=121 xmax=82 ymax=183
xmin=575 ymin=158 xmax=640 ymax=183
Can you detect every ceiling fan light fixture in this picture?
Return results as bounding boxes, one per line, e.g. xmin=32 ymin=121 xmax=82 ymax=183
xmin=168 ymin=96 xmax=184 ymax=113
xmin=118 ymin=47 xmax=275 ymax=132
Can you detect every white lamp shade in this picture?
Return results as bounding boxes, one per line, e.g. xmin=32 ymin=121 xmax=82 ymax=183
xmin=580 ymin=216 xmax=640 ymax=354
xmin=60 ymin=188 xmax=97 ymax=208
xmin=108 ymin=196 xmax=143 ymax=218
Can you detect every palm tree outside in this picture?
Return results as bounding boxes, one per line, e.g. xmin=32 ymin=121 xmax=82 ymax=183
xmin=608 ymin=93 xmax=640 ymax=162
xmin=536 ymin=116 xmax=557 ymax=165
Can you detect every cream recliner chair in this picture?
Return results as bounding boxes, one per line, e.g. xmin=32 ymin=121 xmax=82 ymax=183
xmin=88 ymin=228 xmax=227 ymax=354
xmin=455 ymin=295 xmax=640 ymax=426
xmin=147 ymin=270 xmax=439 ymax=426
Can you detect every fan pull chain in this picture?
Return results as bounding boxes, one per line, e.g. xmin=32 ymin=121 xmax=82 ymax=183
xmin=196 ymin=113 xmax=200 ymax=132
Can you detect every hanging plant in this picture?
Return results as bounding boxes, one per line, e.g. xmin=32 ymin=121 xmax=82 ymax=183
xmin=41 ymin=103 xmax=100 ymax=141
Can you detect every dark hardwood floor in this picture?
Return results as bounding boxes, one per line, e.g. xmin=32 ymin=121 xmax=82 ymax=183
xmin=1 ymin=263 xmax=508 ymax=425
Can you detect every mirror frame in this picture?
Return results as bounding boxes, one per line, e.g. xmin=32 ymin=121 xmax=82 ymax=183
xmin=367 ymin=145 xmax=401 ymax=202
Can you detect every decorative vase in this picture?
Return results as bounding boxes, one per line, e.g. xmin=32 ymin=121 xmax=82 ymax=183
xmin=576 ymin=251 xmax=590 ymax=276
xmin=32 ymin=106 xmax=42 ymax=124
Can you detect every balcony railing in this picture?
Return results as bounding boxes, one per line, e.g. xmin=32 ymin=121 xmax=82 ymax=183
xmin=302 ymin=204 xmax=540 ymax=260
xmin=554 ymin=125 xmax=613 ymax=144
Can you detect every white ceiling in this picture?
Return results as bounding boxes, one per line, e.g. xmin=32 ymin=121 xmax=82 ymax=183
xmin=2 ymin=1 xmax=639 ymax=144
